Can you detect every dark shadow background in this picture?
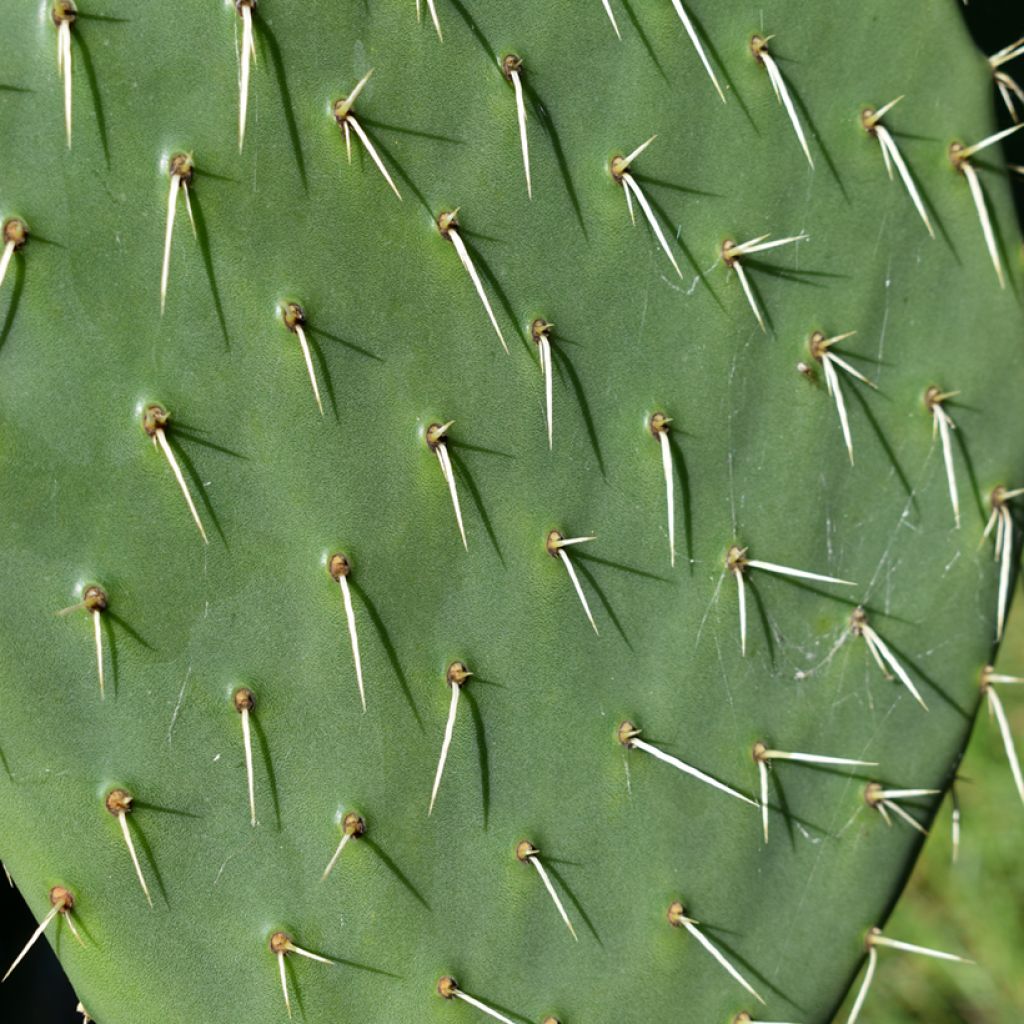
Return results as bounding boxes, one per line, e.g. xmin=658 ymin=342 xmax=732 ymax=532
xmin=0 ymin=2 xmax=1021 ymax=1021
xmin=0 ymin=882 xmax=78 ymax=1017
xmin=961 ymin=2 xmax=1024 ymax=222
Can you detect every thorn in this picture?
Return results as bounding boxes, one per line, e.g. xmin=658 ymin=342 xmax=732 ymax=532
xmin=541 ymin=335 xmax=553 ymax=448
xmin=982 ymin=666 xmax=1024 ymax=684
xmin=329 ymin=554 xmax=366 ymax=711
xmin=987 ymin=488 xmax=1022 ymax=639
xmin=820 ymin=356 xmax=853 ymax=463
xmin=424 ymin=0 xmax=443 ymax=41
xmin=824 ymin=353 xmax=875 ymax=389
xmin=874 ymin=126 xmax=934 ymax=237
xmin=270 ymin=931 xmax=335 ymax=1018
xmin=437 ymin=977 xmax=518 ymax=1024
xmin=950 ymin=782 xmax=961 ymax=865
xmin=321 ymin=812 xmax=366 ymax=882
xmin=732 ymin=1017 xmax=802 ymax=1024
xmin=997 ymin=504 xmax=1015 ymax=641
xmin=517 ymin=842 xmax=577 ymax=940
xmin=994 ymin=72 xmax=1024 ymax=123
xmin=321 ymin=835 xmax=350 ymax=883
xmin=428 ymin=662 xmax=471 ymax=815
xmin=532 ymin=320 xmax=554 ymax=449
xmin=76 ymin=1002 xmax=93 ymax=1024
xmin=348 ymin=115 xmax=402 ymax=200
xmin=3 ymin=887 xmax=77 ymax=983
xmin=438 ymin=212 xmax=507 ymax=352
xmin=340 ymin=68 xmax=374 ymax=118
xmin=758 ymin=749 xmax=877 ymax=767
xmin=79 ymin=585 xmax=108 ymax=699
xmin=877 ymin=125 xmax=895 ymax=178
xmin=867 ymin=927 xmax=974 ymax=965
xmin=962 ymin=161 xmax=1004 ymax=288
xmin=427 ymin=422 xmax=467 ymax=550
xmin=63 ymin=908 xmax=83 ymax=947
xmin=621 ymin=723 xmax=756 ymax=807
xmin=722 ymin=234 xmax=808 ymax=330
xmin=237 ymin=1 xmax=256 ymax=151
xmin=865 ymin=782 xmax=938 ymax=833
xmin=282 ymin=304 xmax=324 ymax=416
xmin=277 ymin=946 xmax=291 ymax=1018
xmin=851 ymin=608 xmax=927 ymax=710
xmin=650 ymin=413 xmax=675 ymax=567
xmin=106 ymin=789 xmax=152 ymax=908
xmin=600 ymin=0 xmax=621 ymax=39
xmin=91 ymin=609 xmax=104 ymax=697
xmin=234 ymin=688 xmax=257 ymax=826
xmin=988 ymin=36 xmax=1024 ymax=69
xmin=181 ymin=180 xmax=196 ymax=238
xmin=729 ymin=545 xmax=854 ymax=655
xmin=160 ymin=155 xmax=194 ymax=314
xmin=733 ymin=262 xmax=765 ymax=332
xmin=982 ymin=506 xmax=1000 ymax=548
xmin=958 ymin=123 xmax=1024 ymax=162
xmin=277 ymin=938 xmax=334 ymax=965
xmin=619 ymin=134 xmax=658 ymax=169
xmin=741 ymin=561 xmax=749 ymax=655
xmin=884 ymin=799 xmax=931 ymax=834
xmin=61 ymin=21 xmax=73 ymax=148
xmin=332 ymin=72 xmax=402 ymax=200
xmin=547 ymin=531 xmax=599 ymax=634
xmin=160 ymin=178 xmax=179 ymax=315
xmin=435 ymin=443 xmax=465 ymax=548
xmin=723 ymin=233 xmax=770 ymax=257
xmin=503 ymin=57 xmax=532 ymax=199
xmin=751 ymin=36 xmax=813 ymax=168
xmin=727 ymin=233 xmax=810 ymax=259
xmin=668 ymin=901 xmax=765 ymax=1004
xmin=925 ymin=387 xmax=960 ymax=527
xmin=951 ymin=132 xmax=1023 ymax=288
xmin=754 ymin=742 xmax=875 ymax=842
xmin=669 ymin=0 xmax=725 ymax=102
xmin=757 ymin=758 xmax=769 ymax=843
xmin=863 ymin=95 xmax=904 ymax=127
xmin=53 ymin=4 xmax=76 ymax=148
xmin=872 ymin=787 xmax=941 ymax=800
xmin=810 ymin=331 xmax=875 ymax=463
xmin=295 ymin=325 xmax=323 ymax=414
xmin=143 ymin=405 xmax=208 ymax=543
xmin=984 ymin=684 xmax=1024 ymax=807
xmin=862 ymin=99 xmax=933 ymax=234
xmin=0 ymin=218 xmax=29 ymax=294
xmin=618 ymin=168 xmax=684 ymax=278
xmin=846 ymin=945 xmax=877 ymax=1024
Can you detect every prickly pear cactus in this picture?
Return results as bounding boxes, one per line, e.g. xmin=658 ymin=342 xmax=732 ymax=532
xmin=0 ymin=2 xmax=1022 ymax=1022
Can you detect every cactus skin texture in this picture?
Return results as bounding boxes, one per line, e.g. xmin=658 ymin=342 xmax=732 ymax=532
xmin=0 ymin=1 xmax=1022 ymax=1022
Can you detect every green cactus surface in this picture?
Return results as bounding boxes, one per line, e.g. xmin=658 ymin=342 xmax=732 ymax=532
xmin=0 ymin=2 xmax=1022 ymax=1022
